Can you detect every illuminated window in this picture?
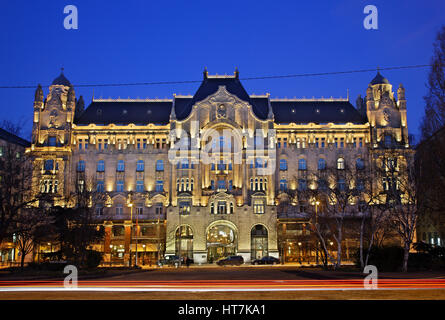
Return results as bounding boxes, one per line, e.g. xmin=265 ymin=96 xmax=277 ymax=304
xmin=298 ymin=158 xmax=307 ymax=170
xmin=156 ymin=160 xmax=164 ymax=171
xmin=337 ymin=157 xmax=345 ymax=170
xmin=97 ymin=160 xmax=105 ymax=172
xmin=136 ymin=160 xmax=144 ymax=171
xmin=97 ymin=180 xmax=104 ymax=193
xmin=279 ymin=159 xmax=287 ymax=171
xmin=117 ymin=160 xmax=125 ymax=172
xmin=136 ymin=180 xmax=144 ymax=192
xmin=116 ymin=180 xmax=124 ymax=192
xmin=155 ymin=180 xmax=164 ymax=192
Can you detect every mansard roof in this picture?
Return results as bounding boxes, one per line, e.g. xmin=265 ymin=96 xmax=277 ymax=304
xmin=74 ymin=99 xmax=173 ymax=125
xmin=74 ymin=72 xmax=367 ymax=126
xmin=0 ymin=128 xmax=30 ymax=147
xmin=271 ymin=99 xmax=367 ymax=124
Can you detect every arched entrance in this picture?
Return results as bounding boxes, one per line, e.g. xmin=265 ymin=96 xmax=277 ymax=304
xmin=206 ymin=224 xmax=237 ymax=262
xmin=175 ymin=225 xmax=193 ymax=259
xmin=251 ymin=225 xmax=268 ymax=260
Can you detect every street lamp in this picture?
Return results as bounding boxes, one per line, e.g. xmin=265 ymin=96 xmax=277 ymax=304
xmin=142 ymin=244 xmax=146 ymax=266
xmin=109 ymin=244 xmax=113 ymax=267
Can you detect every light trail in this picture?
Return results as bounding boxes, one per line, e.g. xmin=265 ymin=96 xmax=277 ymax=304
xmin=1 ymin=279 xmax=445 ymax=292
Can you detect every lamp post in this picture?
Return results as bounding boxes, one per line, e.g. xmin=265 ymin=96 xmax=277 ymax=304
xmin=311 ymin=200 xmax=320 ymax=265
xmin=109 ymin=244 xmax=113 ymax=267
xmin=128 ymin=200 xmax=134 ymax=267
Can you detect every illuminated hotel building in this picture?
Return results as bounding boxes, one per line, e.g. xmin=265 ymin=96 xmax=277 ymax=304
xmin=26 ymin=69 xmax=411 ymax=265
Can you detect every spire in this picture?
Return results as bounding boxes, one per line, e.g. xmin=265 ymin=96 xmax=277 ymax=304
xmin=170 ymin=94 xmax=177 ymax=120
xmin=234 ymin=67 xmax=239 ymax=79
xmin=266 ymin=93 xmax=274 ymax=119
xmin=203 ymin=67 xmax=208 ymax=79
xmin=75 ymin=95 xmax=85 ymax=116
xmin=34 ymin=84 xmax=43 ymax=103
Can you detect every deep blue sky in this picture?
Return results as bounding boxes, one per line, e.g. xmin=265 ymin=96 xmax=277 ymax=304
xmin=1 ymin=0 xmax=444 ymax=141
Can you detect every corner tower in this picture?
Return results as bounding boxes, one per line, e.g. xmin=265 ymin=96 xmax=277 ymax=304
xmin=366 ymin=71 xmax=409 ymax=149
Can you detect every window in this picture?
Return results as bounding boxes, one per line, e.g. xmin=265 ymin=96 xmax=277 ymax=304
xmin=136 ymin=180 xmax=144 ymax=192
xmin=384 ymin=135 xmax=392 ymax=148
xmin=318 ymin=179 xmax=327 ymax=191
xmin=95 ymin=204 xmax=103 ymax=216
xmin=76 ymin=160 xmax=85 ymax=172
xmin=337 ymin=157 xmax=345 ymax=170
xmin=279 ymin=159 xmax=287 ymax=171
xmin=116 ymin=180 xmax=124 ymax=192
xmin=217 ymin=201 xmax=227 ymax=214
xmin=115 ymin=204 xmax=123 ymax=216
xmin=356 ymin=158 xmax=365 ymax=170
xmin=155 ymin=203 xmax=163 ymax=215
xmin=318 ymin=158 xmax=326 ymax=170
xmin=315 ymin=138 xmax=319 ymax=148
xmin=48 ymin=136 xmax=57 ymax=146
xmin=0 ymin=146 xmax=3 ymax=157
xmin=45 ymin=160 xmax=54 ymax=171
xmin=279 ymin=179 xmax=287 ymax=191
xmin=97 ymin=180 xmax=104 ymax=193
xmin=228 ymin=180 xmax=233 ymax=190
xmin=104 ymin=139 xmax=108 ymax=149
xmin=97 ymin=160 xmax=105 ymax=172
xmin=210 ymin=203 xmax=215 ymax=214
xmin=253 ymin=200 xmax=265 ymax=214
xmin=359 ymin=138 xmax=363 ymax=148
xmin=136 ymin=205 xmax=143 ymax=215
xmin=321 ymin=138 xmax=325 ymax=148
xmin=117 ymin=160 xmax=125 ymax=172
xmin=78 ymin=139 xmax=82 ymax=150
xmin=217 ymin=160 xmax=226 ymax=171
xmin=340 ymin=138 xmax=344 ymax=148
xmin=136 ymin=160 xmax=144 ymax=172
xmin=156 ymin=160 xmax=164 ymax=171
xmin=298 ymin=179 xmax=307 ymax=191
xmin=338 ymin=179 xmax=346 ymax=191
xmin=298 ymin=159 xmax=307 ymax=170
xmin=179 ymin=201 xmax=191 ymax=215
xmin=217 ymin=180 xmax=226 ymax=190
xmin=210 ymin=180 xmax=215 ymax=190
xmin=155 ymin=180 xmax=164 ymax=192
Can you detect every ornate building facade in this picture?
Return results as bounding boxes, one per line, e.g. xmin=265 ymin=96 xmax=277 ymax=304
xmin=26 ymin=69 xmax=411 ymax=265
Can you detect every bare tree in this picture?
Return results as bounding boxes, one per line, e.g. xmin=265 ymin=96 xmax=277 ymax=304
xmin=420 ymin=25 xmax=445 ymax=139
xmin=0 ymin=121 xmax=37 ymax=245
xmin=13 ymin=208 xmax=54 ymax=269
xmin=379 ymin=151 xmax=418 ymax=272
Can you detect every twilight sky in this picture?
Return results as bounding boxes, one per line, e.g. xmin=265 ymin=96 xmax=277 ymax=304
xmin=0 ymin=0 xmax=444 ymax=141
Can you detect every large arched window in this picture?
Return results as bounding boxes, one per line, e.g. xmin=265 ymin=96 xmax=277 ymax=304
xmin=298 ymin=158 xmax=307 ymax=170
xmin=337 ymin=157 xmax=345 ymax=170
xmin=156 ymin=160 xmax=164 ymax=171
xmin=279 ymin=159 xmax=287 ymax=171
xmin=251 ymin=225 xmax=268 ymax=260
xmin=176 ymin=225 xmax=193 ymax=259
xmin=318 ymin=158 xmax=326 ymax=170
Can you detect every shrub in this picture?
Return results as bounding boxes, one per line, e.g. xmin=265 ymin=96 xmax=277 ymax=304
xmin=85 ymin=250 xmax=103 ymax=269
